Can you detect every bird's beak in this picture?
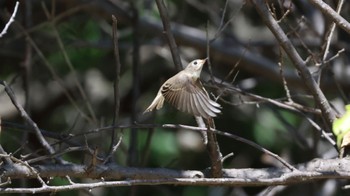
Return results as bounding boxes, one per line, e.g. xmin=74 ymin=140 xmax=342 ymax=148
xmin=198 ymin=58 xmax=208 ymax=66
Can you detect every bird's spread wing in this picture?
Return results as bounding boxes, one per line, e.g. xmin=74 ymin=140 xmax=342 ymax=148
xmin=161 ymin=79 xmax=221 ymax=118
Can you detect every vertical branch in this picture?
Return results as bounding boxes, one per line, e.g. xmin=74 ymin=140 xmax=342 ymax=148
xmin=205 ymin=24 xmax=223 ymax=177
xmin=111 ymin=17 xmax=121 ymax=132
xmin=317 ymin=0 xmax=345 ymax=86
xmin=155 ymin=0 xmax=183 ymax=70
xmin=105 ymin=15 xmax=123 ymax=163
xmin=205 ymin=118 xmax=223 ymax=177
xmin=321 ymin=0 xmax=344 ymax=62
xmin=205 ymin=22 xmax=214 ymax=82
xmin=278 ymin=49 xmax=292 ymax=102
xmin=128 ymin=4 xmax=140 ymax=167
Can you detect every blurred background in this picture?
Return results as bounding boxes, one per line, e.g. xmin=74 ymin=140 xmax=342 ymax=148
xmin=1 ymin=0 xmax=350 ymax=195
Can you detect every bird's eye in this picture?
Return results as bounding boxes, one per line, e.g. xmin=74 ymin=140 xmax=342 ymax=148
xmin=193 ymin=61 xmax=198 ymax=65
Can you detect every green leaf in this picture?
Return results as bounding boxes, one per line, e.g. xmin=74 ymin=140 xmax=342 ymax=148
xmin=332 ymin=105 xmax=350 ymax=148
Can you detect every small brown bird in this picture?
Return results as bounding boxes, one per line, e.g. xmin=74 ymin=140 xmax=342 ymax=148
xmin=144 ymin=58 xmax=221 ymax=119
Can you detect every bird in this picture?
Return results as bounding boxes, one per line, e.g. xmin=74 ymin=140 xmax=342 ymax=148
xmin=144 ymin=58 xmax=221 ymax=119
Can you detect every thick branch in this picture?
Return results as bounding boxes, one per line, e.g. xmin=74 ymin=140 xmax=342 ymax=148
xmin=0 ymin=158 xmax=350 ymax=193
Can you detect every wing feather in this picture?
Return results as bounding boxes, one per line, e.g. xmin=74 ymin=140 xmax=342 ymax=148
xmin=160 ymin=77 xmax=221 ymax=118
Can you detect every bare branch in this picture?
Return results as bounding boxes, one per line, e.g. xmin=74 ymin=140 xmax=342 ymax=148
xmin=216 ymin=83 xmax=336 ymax=146
xmin=321 ymin=0 xmax=345 ymax=62
xmin=252 ymin=0 xmax=336 ymax=128
xmin=155 ymin=0 xmax=183 ymax=70
xmin=309 ymin=0 xmax=350 ymax=35
xmin=0 ymin=1 xmax=19 ymax=38
xmin=205 ymin=118 xmax=223 ymax=177
xmin=105 ymin=15 xmax=123 ymax=164
xmin=0 ymin=81 xmax=56 ymax=155
xmin=1 ymin=158 xmax=350 ymax=193
xmin=162 ymin=123 xmax=295 ymax=171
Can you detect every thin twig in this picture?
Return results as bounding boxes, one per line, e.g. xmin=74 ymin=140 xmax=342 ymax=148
xmin=323 ymin=48 xmax=345 ymax=65
xmin=309 ymin=0 xmax=350 ymax=35
xmin=278 ymin=50 xmax=292 ymax=102
xmin=66 ymin=175 xmax=75 ymax=185
xmin=12 ymin=22 xmax=93 ymax=122
xmin=0 ymin=145 xmax=13 ymax=165
xmin=216 ymin=83 xmax=336 ymax=146
xmin=80 ymin=122 xmax=294 ymax=170
xmin=316 ymin=0 xmax=344 ymax=87
xmin=155 ymin=0 xmax=183 ymax=70
xmin=276 ymin=3 xmax=291 ymax=23
xmin=26 ymin=146 xmax=89 ymax=164
xmin=217 ymin=0 xmax=229 ymax=33
xmin=105 ymin=15 xmax=123 ymax=164
xmin=211 ymin=0 xmax=242 ymax=42
xmin=0 ymin=1 xmax=19 ymax=38
xmin=41 ymin=2 xmax=98 ymax=123
xmin=321 ymin=0 xmax=344 ymax=62
xmin=103 ymin=135 xmax=123 ymax=165
xmin=206 ymin=22 xmax=214 ymax=82
xmin=221 ymin=152 xmax=234 ymax=163
xmin=162 ymin=123 xmax=296 ymax=171
xmin=214 ymin=83 xmax=322 ymax=115
xmin=0 ymin=178 xmax=11 ymax=187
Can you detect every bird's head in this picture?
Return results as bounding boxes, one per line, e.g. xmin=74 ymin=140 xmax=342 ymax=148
xmin=184 ymin=58 xmax=207 ymax=78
